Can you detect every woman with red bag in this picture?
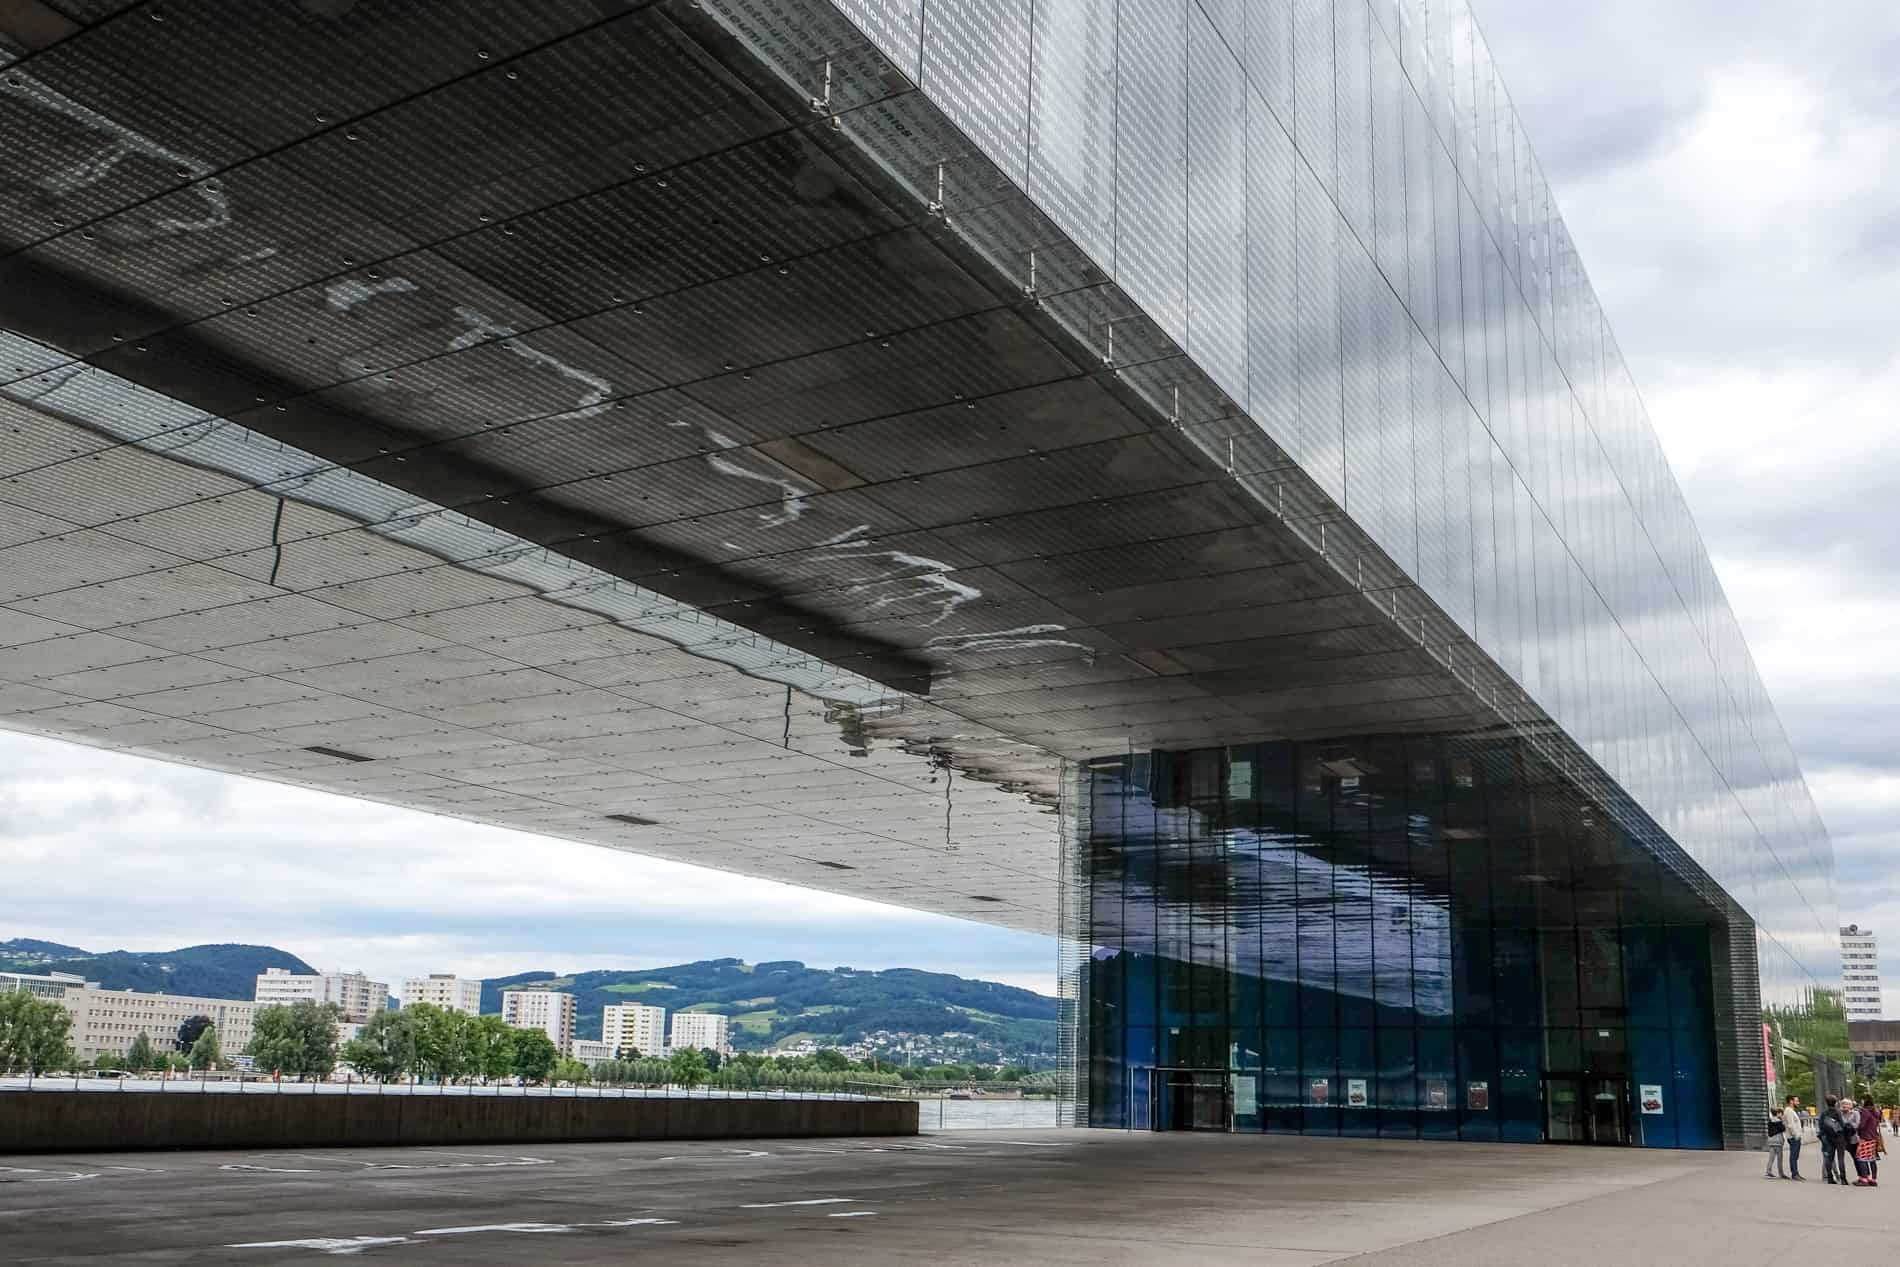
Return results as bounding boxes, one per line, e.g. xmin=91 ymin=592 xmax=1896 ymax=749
xmin=1852 ymin=1097 xmax=1881 ymax=1186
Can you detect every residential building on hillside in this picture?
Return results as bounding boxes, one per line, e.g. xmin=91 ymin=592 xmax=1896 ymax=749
xmin=1842 ymin=925 xmax=1883 ymax=1020
xmin=501 ymin=989 xmax=576 ymax=1055
xmin=668 ymin=1011 xmax=730 ymax=1055
xmin=254 ymin=968 xmax=389 ymax=1024
xmin=570 ymin=1039 xmax=615 ymax=1065
xmin=602 ymin=1002 xmax=666 ymax=1058
xmin=399 ymin=974 xmax=482 ymax=1015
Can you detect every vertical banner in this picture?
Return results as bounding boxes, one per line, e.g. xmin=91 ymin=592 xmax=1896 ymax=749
xmin=1762 ymin=1022 xmax=1777 ymax=1092
xmin=1347 ymin=1078 xmax=1368 ymax=1107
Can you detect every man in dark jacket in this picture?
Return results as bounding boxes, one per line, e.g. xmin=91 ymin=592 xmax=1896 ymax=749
xmin=1818 ymin=1095 xmax=1850 ymax=1185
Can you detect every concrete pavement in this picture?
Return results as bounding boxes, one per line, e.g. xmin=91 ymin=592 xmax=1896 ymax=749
xmin=0 ymin=1130 xmax=1887 ymax=1264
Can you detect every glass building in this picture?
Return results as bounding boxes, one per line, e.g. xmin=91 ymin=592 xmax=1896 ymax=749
xmin=0 ymin=0 xmax=1839 ymax=1150
xmin=786 ymin=0 xmax=1841 ymax=1146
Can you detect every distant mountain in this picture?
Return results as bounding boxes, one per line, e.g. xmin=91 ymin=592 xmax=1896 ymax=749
xmin=0 ymin=938 xmax=88 ymax=958
xmin=4 ymin=937 xmax=1056 ymax=1062
xmin=482 ymin=958 xmax=1057 ymax=1057
xmin=0 ymin=941 xmax=317 ymax=1001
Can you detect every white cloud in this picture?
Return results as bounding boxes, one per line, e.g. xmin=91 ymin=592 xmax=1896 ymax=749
xmin=1484 ymin=0 xmax=1900 ymax=1016
xmin=0 ymin=733 xmax=1056 ymax=996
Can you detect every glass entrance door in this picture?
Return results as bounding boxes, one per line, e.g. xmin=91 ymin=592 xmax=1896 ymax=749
xmin=1544 ymin=1077 xmax=1584 ymax=1142
xmin=1544 ymin=1077 xmax=1631 ymax=1145
xmin=1584 ymin=1078 xmax=1630 ymax=1145
xmin=1151 ymin=1068 xmax=1231 ymax=1131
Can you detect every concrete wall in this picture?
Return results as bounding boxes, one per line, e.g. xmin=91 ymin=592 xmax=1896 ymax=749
xmin=0 ymin=1093 xmax=917 ymax=1153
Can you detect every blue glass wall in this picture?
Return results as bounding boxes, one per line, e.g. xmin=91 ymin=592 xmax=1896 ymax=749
xmin=1084 ymin=739 xmax=1724 ymax=1147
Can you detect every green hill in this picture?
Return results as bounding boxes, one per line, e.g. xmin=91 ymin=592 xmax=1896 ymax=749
xmin=2 ymin=938 xmax=1057 ymax=1062
xmin=0 ymin=941 xmax=317 ymax=1000
xmin=482 ymin=958 xmax=1057 ymax=1057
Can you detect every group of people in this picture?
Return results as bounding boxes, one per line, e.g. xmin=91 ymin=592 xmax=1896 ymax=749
xmin=1765 ymin=1093 xmax=1889 ymax=1185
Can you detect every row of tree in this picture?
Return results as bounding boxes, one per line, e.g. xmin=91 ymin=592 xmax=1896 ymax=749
xmin=240 ymin=1001 xmax=565 ymax=1082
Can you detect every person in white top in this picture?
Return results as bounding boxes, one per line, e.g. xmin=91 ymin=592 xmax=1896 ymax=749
xmin=1780 ymin=1095 xmax=1806 ymax=1181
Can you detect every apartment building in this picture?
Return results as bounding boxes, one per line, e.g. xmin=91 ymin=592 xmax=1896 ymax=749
xmin=501 ymin=989 xmax=576 ymax=1054
xmin=601 ymin=1002 xmax=666 ymax=1058
xmin=1842 ymin=925 xmax=1883 ymax=1021
xmin=254 ymin=968 xmax=389 ymax=1024
xmin=399 ymin=974 xmax=482 ymax=1015
xmin=0 ymin=969 xmax=90 ymax=1001
xmin=668 ymin=1010 xmax=730 ymax=1055
xmin=6 ymin=969 xmax=258 ymax=1063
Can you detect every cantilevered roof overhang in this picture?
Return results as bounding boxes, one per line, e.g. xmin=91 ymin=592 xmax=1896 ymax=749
xmin=0 ymin=0 xmax=1833 ymax=973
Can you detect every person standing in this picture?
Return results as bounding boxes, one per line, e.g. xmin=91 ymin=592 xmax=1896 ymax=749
xmin=1782 ymin=1095 xmax=1806 ymax=1180
xmin=1819 ymin=1095 xmax=1849 ymax=1185
xmin=1764 ymin=1104 xmax=1789 ymax=1179
xmin=1855 ymin=1095 xmax=1880 ymax=1186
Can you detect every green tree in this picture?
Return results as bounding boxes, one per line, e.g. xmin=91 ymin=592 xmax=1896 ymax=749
xmin=813 ymin=1047 xmax=851 ymax=1072
xmin=246 ymin=1001 xmax=341 ymax=1078
xmin=466 ymin=1014 xmax=517 ymax=1081
xmin=176 ymin=1014 xmax=212 ymax=1053
xmin=187 ymin=1024 xmax=222 ymax=1071
xmin=0 ymin=991 xmax=74 ymax=1075
xmin=510 ymin=1028 xmax=558 ymax=1082
xmin=550 ymin=1056 xmax=591 ymax=1085
xmin=339 ymin=1010 xmax=416 ymax=1081
xmin=700 ymin=1046 xmax=723 ymax=1072
xmin=1872 ymin=1059 xmax=1900 ymax=1111
xmin=408 ymin=1004 xmax=471 ymax=1083
xmin=668 ymin=1047 xmax=708 ymax=1088
xmin=125 ymin=1031 xmax=157 ymax=1073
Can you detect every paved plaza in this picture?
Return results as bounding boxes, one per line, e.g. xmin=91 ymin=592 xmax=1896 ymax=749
xmin=2 ymin=1130 xmax=1889 ymax=1265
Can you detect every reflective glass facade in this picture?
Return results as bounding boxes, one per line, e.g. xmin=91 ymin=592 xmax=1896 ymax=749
xmin=1081 ymin=741 xmax=1728 ymax=1147
xmin=830 ymin=0 xmax=1835 ymax=1033
xmin=806 ymin=0 xmax=1840 ymax=1138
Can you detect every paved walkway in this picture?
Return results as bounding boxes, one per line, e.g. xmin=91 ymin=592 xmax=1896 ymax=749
xmin=0 ymin=1130 xmax=1888 ymax=1264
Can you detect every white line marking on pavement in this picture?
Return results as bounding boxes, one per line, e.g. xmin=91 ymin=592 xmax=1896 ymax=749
xmin=1 ymin=1167 xmax=98 ymax=1183
xmin=592 ymin=1218 xmax=678 ymax=1227
xmin=228 ymin=1237 xmax=413 ymax=1255
xmin=988 ymin=1140 xmax=1071 ymax=1147
xmin=415 ymin=1218 xmax=678 ymax=1236
xmin=740 ymin=1198 xmax=855 ymax=1208
xmin=827 ymin=1211 xmax=878 ymax=1218
xmin=221 ymin=1163 xmax=319 ymax=1173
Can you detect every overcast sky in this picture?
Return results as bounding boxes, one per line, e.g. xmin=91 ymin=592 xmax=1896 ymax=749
xmin=1477 ymin=0 xmax=1900 ymax=1017
xmin=4 ymin=3 xmax=1897 ymax=1014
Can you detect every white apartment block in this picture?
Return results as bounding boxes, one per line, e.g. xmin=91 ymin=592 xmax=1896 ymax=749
xmin=668 ymin=1010 xmax=731 ymax=1055
xmin=501 ymin=990 xmax=576 ymax=1054
xmin=602 ymin=1002 xmax=666 ymax=1058
xmin=399 ymin=974 xmax=482 ymax=1014
xmin=570 ymin=1039 xmax=615 ymax=1064
xmin=254 ymin=968 xmax=390 ymax=1024
xmin=1842 ymin=924 xmax=1883 ymax=1020
xmin=6 ymin=969 xmax=259 ymax=1063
